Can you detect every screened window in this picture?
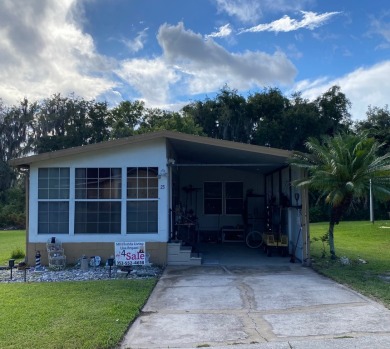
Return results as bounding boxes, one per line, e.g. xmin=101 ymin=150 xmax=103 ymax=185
xmin=127 ymin=167 xmax=158 ymax=199
xmin=38 ymin=168 xmax=70 ymax=199
xmin=37 ymin=168 xmax=70 ymax=234
xmin=127 ymin=201 xmax=158 ymax=233
xmin=75 ymin=202 xmax=121 ymax=234
xmin=74 ymin=168 xmax=122 ymax=234
xmin=225 ymin=182 xmax=243 ymax=214
xmin=75 ymin=168 xmax=121 ymax=199
xmin=204 ymin=182 xmax=223 ymax=215
xmin=204 ymin=181 xmax=243 ymax=215
xmin=127 ymin=167 xmax=158 ymax=234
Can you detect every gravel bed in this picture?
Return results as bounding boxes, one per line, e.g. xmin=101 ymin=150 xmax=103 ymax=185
xmin=0 ymin=265 xmax=163 ymax=283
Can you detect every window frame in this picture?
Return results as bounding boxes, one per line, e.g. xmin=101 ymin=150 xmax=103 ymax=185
xmin=126 ymin=167 xmax=159 ymax=234
xmin=74 ymin=167 xmax=122 ymax=234
xmin=37 ymin=167 xmax=70 ymax=234
xmin=203 ymin=181 xmax=243 ymax=215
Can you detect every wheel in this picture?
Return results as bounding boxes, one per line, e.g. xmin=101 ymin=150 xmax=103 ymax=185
xmin=246 ymin=230 xmax=263 ymax=249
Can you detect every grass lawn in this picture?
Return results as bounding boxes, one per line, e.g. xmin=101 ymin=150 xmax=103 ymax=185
xmin=0 ymin=279 xmax=156 ymax=349
xmin=0 ymin=230 xmax=26 ymax=266
xmin=0 ymin=230 xmax=157 ymax=349
xmin=310 ymin=220 xmax=390 ymax=308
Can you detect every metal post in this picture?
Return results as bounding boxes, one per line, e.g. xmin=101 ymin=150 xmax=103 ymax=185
xmin=370 ymin=179 xmax=374 ymax=224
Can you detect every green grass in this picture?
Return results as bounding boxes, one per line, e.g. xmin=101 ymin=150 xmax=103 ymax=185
xmin=0 ymin=230 xmax=158 ymax=349
xmin=310 ymin=220 xmax=390 ymax=308
xmin=0 ymin=279 xmax=156 ymax=349
xmin=0 ymin=230 xmax=25 ymax=266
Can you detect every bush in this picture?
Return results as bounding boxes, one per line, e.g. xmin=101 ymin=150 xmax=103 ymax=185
xmin=10 ymin=247 xmax=25 ymax=260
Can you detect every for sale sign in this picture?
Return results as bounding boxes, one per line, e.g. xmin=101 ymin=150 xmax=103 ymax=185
xmin=115 ymin=242 xmax=145 ymax=266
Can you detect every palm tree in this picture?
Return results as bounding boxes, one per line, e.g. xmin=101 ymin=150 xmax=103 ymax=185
xmin=290 ymin=132 xmax=390 ymax=259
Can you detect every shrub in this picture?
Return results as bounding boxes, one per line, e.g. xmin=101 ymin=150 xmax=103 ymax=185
xmin=10 ymin=247 xmax=25 ymax=260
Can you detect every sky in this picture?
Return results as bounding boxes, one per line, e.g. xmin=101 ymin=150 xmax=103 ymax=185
xmin=1 ymin=0 xmax=390 ymax=120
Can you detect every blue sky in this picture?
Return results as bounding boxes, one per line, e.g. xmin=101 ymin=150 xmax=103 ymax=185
xmin=1 ymin=0 xmax=390 ymax=120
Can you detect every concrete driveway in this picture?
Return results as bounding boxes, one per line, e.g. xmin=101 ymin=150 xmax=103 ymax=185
xmin=120 ymin=264 xmax=390 ymax=349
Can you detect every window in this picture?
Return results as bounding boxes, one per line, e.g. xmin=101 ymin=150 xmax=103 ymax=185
xmin=38 ymin=168 xmax=70 ymax=234
xmin=204 ymin=181 xmax=243 ymax=215
xmin=38 ymin=168 xmax=70 ymax=199
xmin=74 ymin=168 xmax=122 ymax=234
xmin=204 ymin=182 xmax=222 ymax=215
xmin=75 ymin=202 xmax=121 ymax=234
xmin=127 ymin=167 xmax=158 ymax=233
xmin=75 ymin=168 xmax=121 ymax=199
xmin=225 ymin=182 xmax=243 ymax=214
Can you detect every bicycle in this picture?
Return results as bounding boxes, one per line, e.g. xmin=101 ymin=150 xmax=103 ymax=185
xmin=246 ymin=230 xmax=263 ymax=248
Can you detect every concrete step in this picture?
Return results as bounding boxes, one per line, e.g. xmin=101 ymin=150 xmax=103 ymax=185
xmin=167 ymin=242 xmax=202 ymax=266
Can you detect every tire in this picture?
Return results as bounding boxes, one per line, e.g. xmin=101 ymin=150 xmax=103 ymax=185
xmin=246 ymin=230 xmax=263 ymax=249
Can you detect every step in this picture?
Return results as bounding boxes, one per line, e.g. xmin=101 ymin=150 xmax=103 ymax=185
xmin=167 ymin=243 xmax=202 ymax=266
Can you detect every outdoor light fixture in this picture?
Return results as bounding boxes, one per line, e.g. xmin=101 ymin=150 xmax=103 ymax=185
xmin=8 ymin=259 xmax=15 ymax=280
xmin=294 ymin=193 xmax=300 ymax=207
xmin=107 ymin=258 xmax=114 ymax=278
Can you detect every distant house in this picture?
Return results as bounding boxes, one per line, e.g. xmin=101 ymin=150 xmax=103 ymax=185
xmin=9 ymin=130 xmax=309 ymax=266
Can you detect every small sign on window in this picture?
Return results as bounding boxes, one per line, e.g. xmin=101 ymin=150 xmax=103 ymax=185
xmin=115 ymin=242 xmax=145 ymax=266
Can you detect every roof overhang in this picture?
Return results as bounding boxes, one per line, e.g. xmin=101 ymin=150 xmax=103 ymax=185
xmin=9 ymin=130 xmax=292 ymax=174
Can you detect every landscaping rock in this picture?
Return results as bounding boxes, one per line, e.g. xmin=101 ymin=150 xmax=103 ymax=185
xmin=0 ymin=265 xmax=163 ymax=283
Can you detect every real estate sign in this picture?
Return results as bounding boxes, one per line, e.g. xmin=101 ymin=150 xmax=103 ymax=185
xmin=115 ymin=242 xmax=145 ymax=266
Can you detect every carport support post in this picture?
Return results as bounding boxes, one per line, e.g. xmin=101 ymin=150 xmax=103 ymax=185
xmin=301 ymin=186 xmax=311 ymax=266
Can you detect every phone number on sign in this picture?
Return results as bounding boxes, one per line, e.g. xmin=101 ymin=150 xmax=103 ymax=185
xmin=116 ymin=261 xmax=144 ymax=266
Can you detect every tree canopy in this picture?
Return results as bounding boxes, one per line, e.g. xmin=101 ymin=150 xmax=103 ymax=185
xmin=1 ymin=84 xmax=389 ymax=228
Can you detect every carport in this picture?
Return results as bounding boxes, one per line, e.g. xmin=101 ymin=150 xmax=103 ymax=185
xmin=164 ymin=133 xmax=310 ymax=265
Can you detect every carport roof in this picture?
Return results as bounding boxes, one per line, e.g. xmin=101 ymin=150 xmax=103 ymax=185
xmin=9 ymin=130 xmax=292 ymax=173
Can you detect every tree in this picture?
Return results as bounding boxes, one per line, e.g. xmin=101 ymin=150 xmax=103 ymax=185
xmin=110 ymin=100 xmax=145 ymax=139
xmin=290 ymin=132 xmax=390 ymax=259
xmin=182 ymin=99 xmax=218 ymax=138
xmin=314 ymin=85 xmax=352 ymax=135
xmin=355 ymin=105 xmax=390 ymax=156
xmin=33 ymin=94 xmax=112 ymax=153
xmin=213 ymin=86 xmax=251 ymax=142
xmin=138 ymin=109 xmax=204 ymax=135
xmin=0 ymin=98 xmax=36 ymax=189
xmin=281 ymin=92 xmax=323 ymax=151
xmin=248 ymin=87 xmax=289 ymax=147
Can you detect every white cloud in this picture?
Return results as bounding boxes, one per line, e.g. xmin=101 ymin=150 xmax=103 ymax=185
xmin=215 ymin=0 xmax=263 ymax=24
xmin=368 ymin=12 xmax=390 ymax=48
xmin=0 ymin=0 xmax=116 ymax=105
xmin=115 ymin=58 xmax=180 ymax=106
xmin=240 ymin=11 xmax=340 ymax=33
xmin=157 ymin=22 xmax=296 ymax=95
xmin=294 ymin=61 xmax=390 ymax=120
xmin=206 ymin=24 xmax=233 ymax=38
xmin=122 ymin=28 xmax=148 ymax=53
xmin=214 ymin=0 xmax=314 ymax=24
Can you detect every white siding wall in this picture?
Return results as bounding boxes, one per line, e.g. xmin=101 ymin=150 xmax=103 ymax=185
xmin=28 ymin=139 xmax=170 ymax=243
